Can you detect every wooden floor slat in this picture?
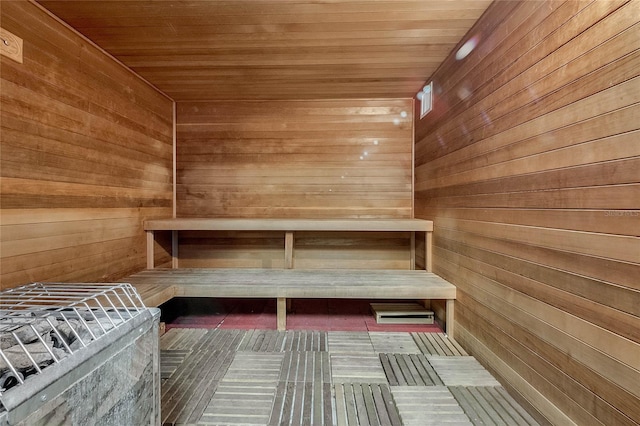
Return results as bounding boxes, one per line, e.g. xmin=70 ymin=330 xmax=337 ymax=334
xmin=269 ymin=381 xmax=334 ymax=426
xmin=280 ymin=351 xmax=332 ymax=383
xmin=370 ymin=332 xmax=421 ymax=354
xmin=177 ymin=351 xmax=237 ymax=425
xmin=449 ymin=386 xmax=539 ymax=426
xmin=199 ymin=352 xmax=284 ymax=425
xmin=160 ymin=349 xmax=191 ymax=379
xmin=328 ymin=331 xmax=375 ymax=353
xmin=331 ymin=354 xmax=387 ymax=384
xmin=380 ymin=353 xmax=444 ymax=386
xmin=494 ymin=387 xmax=540 ymax=426
xmin=334 ymin=384 xmax=402 ymax=426
xmin=427 ymin=356 xmax=501 ymax=387
xmin=196 ymin=329 xmax=245 ymax=353
xmin=161 ymin=328 xmax=208 ymax=351
xmin=200 ymin=382 xmax=277 ymax=425
xmin=156 ymin=329 xmax=538 ymax=425
xmin=238 ymin=330 xmax=328 ymax=352
xmin=391 ymin=386 xmax=473 ymax=425
xmin=161 ymin=350 xmax=235 ymax=425
xmin=412 ymin=332 xmax=468 ymax=356
xmin=285 ymin=330 xmax=328 ymax=352
xmin=238 ymin=330 xmax=286 ymax=352
xmin=224 ymin=352 xmax=285 ymax=384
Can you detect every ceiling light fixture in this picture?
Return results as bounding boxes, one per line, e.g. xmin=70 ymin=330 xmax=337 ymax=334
xmin=456 ymin=34 xmax=480 ymax=61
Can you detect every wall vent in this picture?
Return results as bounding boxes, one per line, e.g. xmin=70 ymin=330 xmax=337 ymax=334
xmin=417 ymin=82 xmax=433 ymax=118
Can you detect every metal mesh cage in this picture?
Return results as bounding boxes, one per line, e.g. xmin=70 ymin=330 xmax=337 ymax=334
xmin=0 ymin=282 xmax=146 ymax=398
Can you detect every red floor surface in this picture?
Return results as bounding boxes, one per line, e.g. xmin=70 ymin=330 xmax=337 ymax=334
xmin=165 ymin=298 xmax=442 ymax=333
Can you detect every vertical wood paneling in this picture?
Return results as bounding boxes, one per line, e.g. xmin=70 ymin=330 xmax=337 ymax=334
xmin=414 ymin=1 xmax=640 ymax=425
xmin=176 ymin=99 xmax=413 ymax=268
xmin=0 ymin=1 xmax=173 ymax=289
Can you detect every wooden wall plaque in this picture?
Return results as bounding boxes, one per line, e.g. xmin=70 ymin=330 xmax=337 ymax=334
xmin=0 ymin=27 xmax=23 ymax=63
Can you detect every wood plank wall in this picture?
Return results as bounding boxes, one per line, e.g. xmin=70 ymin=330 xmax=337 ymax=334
xmin=176 ymin=100 xmax=414 ymax=268
xmin=414 ymin=1 xmax=639 ymax=425
xmin=0 ymin=1 xmax=174 ymax=289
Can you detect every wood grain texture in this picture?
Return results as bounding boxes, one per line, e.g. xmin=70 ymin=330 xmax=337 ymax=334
xmin=0 ymin=27 xmax=23 ymax=63
xmin=176 ymin=99 xmax=413 ymax=219
xmin=37 ymin=0 xmax=492 ymax=101
xmin=178 ymin=230 xmax=413 ymax=270
xmin=146 ymin=219 xmax=432 ymax=271
xmin=0 ymin=1 xmax=173 ymax=289
xmin=414 ymin=1 xmax=640 ymax=425
xmin=145 ymin=218 xmax=432 ymax=232
xmin=146 ymin=220 xmax=431 ymax=270
xmin=175 ymin=99 xmax=414 ymax=268
xmin=124 ymin=268 xmax=457 ymax=300
xmin=159 ymin=329 xmax=535 ymax=425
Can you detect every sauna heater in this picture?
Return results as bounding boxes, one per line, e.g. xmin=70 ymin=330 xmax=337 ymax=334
xmin=0 ymin=283 xmax=160 ymax=426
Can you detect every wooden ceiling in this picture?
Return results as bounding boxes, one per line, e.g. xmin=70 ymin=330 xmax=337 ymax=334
xmin=37 ymin=0 xmax=493 ymax=101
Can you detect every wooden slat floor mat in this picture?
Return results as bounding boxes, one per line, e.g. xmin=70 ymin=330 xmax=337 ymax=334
xmin=427 ymin=356 xmax=502 ymax=387
xmin=331 ymin=353 xmax=388 ymax=384
xmin=160 ymin=330 xmax=539 ymax=426
xmin=391 ymin=387 xmax=472 ymax=425
xmin=380 ymin=354 xmax=444 ymax=386
xmin=270 ymin=381 xmax=333 ymax=425
xmin=161 ymin=349 xmax=191 ymax=380
xmin=280 ymin=352 xmax=332 ymax=383
xmin=369 ymin=332 xmax=421 ymax=354
xmin=412 ymin=332 xmax=468 ymax=356
xmin=334 ymin=383 xmax=403 ymax=426
xmin=449 ymin=386 xmax=540 ymax=426
xmin=239 ymin=330 xmax=328 ymax=352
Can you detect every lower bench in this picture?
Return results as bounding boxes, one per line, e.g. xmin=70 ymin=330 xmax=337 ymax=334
xmin=122 ymin=268 xmax=456 ymax=334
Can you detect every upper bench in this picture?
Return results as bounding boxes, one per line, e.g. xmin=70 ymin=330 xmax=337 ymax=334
xmin=144 ymin=218 xmax=433 ymax=232
xmin=144 ymin=218 xmax=434 ymax=271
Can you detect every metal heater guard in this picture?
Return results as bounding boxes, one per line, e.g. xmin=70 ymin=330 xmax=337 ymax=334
xmin=0 ymin=282 xmax=159 ymax=425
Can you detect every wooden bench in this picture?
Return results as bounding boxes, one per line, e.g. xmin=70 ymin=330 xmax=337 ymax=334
xmin=126 ymin=218 xmax=456 ymax=333
xmin=143 ymin=218 xmax=435 ymax=271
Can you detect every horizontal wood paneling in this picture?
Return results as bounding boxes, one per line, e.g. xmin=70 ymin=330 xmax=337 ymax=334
xmin=37 ymin=0 xmax=491 ymax=100
xmin=0 ymin=1 xmax=173 ymax=289
xmin=177 ymin=99 xmax=413 ymax=219
xmin=176 ymin=99 xmax=413 ymax=268
xmin=177 ymin=231 xmax=411 ymax=270
xmin=414 ymin=1 xmax=640 ymax=425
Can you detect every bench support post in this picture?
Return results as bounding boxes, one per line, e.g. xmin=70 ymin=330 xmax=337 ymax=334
xmin=172 ymin=230 xmax=179 ymax=268
xmin=446 ymin=299 xmax=455 ymax=337
xmin=277 ymin=297 xmax=287 ymax=331
xmin=425 ymin=231 xmax=433 ymax=272
xmin=146 ymin=231 xmax=155 ymax=269
xmin=410 ymin=232 xmax=416 ymax=270
xmin=285 ymin=231 xmax=294 ymax=269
